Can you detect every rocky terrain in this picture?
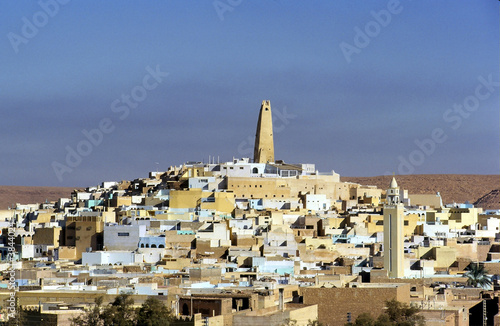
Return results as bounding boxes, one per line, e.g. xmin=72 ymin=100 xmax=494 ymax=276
xmin=341 ymin=174 xmax=499 ymax=210
xmin=473 ymin=189 xmax=500 ymax=210
xmin=0 ymin=186 xmax=74 ymax=210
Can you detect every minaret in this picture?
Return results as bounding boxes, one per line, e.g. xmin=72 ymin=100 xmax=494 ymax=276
xmin=384 ymin=177 xmax=405 ymax=278
xmin=386 ymin=176 xmax=400 ymax=204
xmin=253 ymin=100 xmax=274 ymax=163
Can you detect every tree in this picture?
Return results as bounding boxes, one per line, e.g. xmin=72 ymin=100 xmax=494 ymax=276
xmin=71 ymin=295 xmax=179 ymax=326
xmin=101 ymin=294 xmax=136 ymax=326
xmin=350 ymin=312 xmax=375 ymax=326
xmin=465 ymin=263 xmax=492 ymax=289
xmin=345 ymin=299 xmax=425 ymax=326
xmin=135 ymin=297 xmax=174 ymax=326
xmin=279 ymin=319 xmax=298 ymax=326
xmin=71 ymin=296 xmax=104 ymax=326
xmin=383 ymin=299 xmax=424 ymax=326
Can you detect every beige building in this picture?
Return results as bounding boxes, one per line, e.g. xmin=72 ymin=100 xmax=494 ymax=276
xmin=169 ymin=189 xmax=235 ymax=214
xmin=302 ymin=283 xmax=411 ymax=326
xmin=65 ymin=215 xmax=104 ymax=260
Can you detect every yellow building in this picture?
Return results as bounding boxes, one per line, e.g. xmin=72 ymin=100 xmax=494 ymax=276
xmin=416 ymin=246 xmax=457 ymax=269
xmin=109 ymin=195 xmax=132 ymax=207
xmin=65 ymin=215 xmax=104 ymax=259
xmin=227 ymin=174 xmax=361 ymax=202
xmin=448 ymin=207 xmax=481 ymax=229
xmin=33 ymin=227 xmax=62 ymax=247
xmin=169 ymin=189 xmax=235 ymax=214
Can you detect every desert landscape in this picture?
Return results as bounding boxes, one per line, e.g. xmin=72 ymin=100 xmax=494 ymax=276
xmin=1 ymin=174 xmax=498 ymax=210
xmin=342 ymin=174 xmax=499 ymax=210
xmin=0 ymin=185 xmax=74 ymax=210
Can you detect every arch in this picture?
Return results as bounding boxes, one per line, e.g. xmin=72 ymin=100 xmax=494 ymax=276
xmin=151 ymin=244 xmax=157 ymax=248
xmin=140 ymin=243 xmax=145 ymax=248
xmin=182 ymin=303 xmax=189 ymax=316
xmin=252 ymin=167 xmax=258 ymax=174
xmin=158 ymin=244 xmax=165 ymax=248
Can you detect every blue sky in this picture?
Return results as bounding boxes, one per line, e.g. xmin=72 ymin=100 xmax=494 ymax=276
xmin=1 ymin=1 xmax=498 ymax=187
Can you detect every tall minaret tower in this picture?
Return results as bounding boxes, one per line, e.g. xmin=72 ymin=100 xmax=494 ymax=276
xmin=384 ymin=176 xmax=405 ymax=278
xmin=253 ymin=100 xmax=275 ymax=163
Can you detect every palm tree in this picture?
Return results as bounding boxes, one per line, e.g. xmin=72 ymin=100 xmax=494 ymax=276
xmin=465 ymin=263 xmax=492 ymax=289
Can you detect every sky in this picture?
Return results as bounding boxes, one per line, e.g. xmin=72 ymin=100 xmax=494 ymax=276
xmin=1 ymin=0 xmax=498 ymax=187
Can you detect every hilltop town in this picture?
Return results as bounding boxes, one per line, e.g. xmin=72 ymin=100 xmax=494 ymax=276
xmin=1 ymin=101 xmax=499 ymax=326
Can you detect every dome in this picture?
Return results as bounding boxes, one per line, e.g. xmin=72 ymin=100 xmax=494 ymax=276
xmin=389 ymin=177 xmax=398 ymax=189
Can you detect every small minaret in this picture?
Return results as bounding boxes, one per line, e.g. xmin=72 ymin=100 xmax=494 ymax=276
xmin=386 ymin=176 xmax=400 ymax=204
xmin=253 ymin=100 xmax=275 ymax=163
xmin=384 ymin=176 xmax=405 ymax=278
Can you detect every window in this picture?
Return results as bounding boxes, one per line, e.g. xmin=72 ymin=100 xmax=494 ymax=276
xmin=118 ymin=232 xmax=130 ymax=237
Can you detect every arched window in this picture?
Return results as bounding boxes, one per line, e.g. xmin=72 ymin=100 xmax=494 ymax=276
xmin=252 ymin=167 xmax=258 ymax=174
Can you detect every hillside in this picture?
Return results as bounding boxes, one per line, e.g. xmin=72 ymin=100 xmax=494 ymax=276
xmin=1 ymin=174 xmax=498 ymax=210
xmin=0 ymin=186 xmax=74 ymax=210
xmin=473 ymin=189 xmax=500 ymax=211
xmin=341 ymin=174 xmax=499 ymax=210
